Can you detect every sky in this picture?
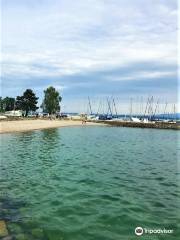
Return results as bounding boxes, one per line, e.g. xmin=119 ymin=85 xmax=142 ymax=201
xmin=1 ymin=0 xmax=178 ymax=113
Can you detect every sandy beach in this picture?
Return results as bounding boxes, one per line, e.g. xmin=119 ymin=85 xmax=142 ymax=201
xmin=0 ymin=119 xmax=102 ymax=134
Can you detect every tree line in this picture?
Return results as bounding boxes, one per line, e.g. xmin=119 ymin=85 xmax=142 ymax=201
xmin=0 ymin=86 xmax=62 ymax=117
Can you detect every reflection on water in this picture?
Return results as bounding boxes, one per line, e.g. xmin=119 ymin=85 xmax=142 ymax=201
xmin=0 ymin=127 xmax=179 ymax=240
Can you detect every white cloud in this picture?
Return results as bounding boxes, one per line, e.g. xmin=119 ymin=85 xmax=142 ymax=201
xmin=1 ymin=0 xmax=178 ymax=110
xmin=105 ymin=70 xmax=176 ymax=82
xmin=2 ymin=0 xmax=177 ymax=78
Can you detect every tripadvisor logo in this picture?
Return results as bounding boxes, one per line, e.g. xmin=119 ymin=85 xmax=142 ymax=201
xmin=135 ymin=227 xmax=143 ymax=236
xmin=135 ymin=226 xmax=174 ymax=236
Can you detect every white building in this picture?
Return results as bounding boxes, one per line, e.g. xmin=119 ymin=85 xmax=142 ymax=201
xmin=4 ymin=110 xmax=23 ymax=117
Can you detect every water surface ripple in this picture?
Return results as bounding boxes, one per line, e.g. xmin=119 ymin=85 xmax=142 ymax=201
xmin=0 ymin=126 xmax=179 ymax=240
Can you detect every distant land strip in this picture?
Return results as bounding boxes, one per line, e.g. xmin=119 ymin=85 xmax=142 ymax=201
xmin=93 ymin=120 xmax=180 ymax=130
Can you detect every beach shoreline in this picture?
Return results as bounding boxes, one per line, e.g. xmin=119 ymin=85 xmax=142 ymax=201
xmin=0 ymin=119 xmax=103 ymax=134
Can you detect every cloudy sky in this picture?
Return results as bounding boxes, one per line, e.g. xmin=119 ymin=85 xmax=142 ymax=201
xmin=1 ymin=0 xmax=178 ymax=113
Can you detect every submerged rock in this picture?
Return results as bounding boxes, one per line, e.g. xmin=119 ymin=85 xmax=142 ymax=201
xmin=31 ymin=228 xmax=44 ymax=238
xmin=0 ymin=220 xmax=9 ymax=237
xmin=0 ymin=197 xmax=27 ymax=222
xmin=2 ymin=236 xmax=14 ymax=240
xmin=16 ymin=233 xmax=29 ymax=240
xmin=8 ymin=223 xmax=23 ymax=234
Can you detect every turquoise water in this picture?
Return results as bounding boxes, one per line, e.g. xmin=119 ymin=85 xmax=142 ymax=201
xmin=0 ymin=126 xmax=179 ymax=240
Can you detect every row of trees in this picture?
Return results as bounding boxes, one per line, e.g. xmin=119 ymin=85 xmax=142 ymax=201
xmin=0 ymin=86 xmax=62 ymax=116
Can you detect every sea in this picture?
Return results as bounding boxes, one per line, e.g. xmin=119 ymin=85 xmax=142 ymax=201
xmin=0 ymin=126 xmax=179 ymax=240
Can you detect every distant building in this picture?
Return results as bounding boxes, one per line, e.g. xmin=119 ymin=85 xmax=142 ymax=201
xmin=0 ymin=115 xmax=7 ymax=119
xmin=4 ymin=110 xmax=23 ymax=117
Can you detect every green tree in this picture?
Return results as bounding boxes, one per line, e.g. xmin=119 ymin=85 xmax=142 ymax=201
xmin=0 ymin=97 xmax=4 ymax=112
xmin=3 ymin=97 xmax=15 ymax=111
xmin=0 ymin=97 xmax=15 ymax=112
xmin=42 ymin=86 xmax=62 ymax=115
xmin=16 ymin=89 xmax=38 ymax=116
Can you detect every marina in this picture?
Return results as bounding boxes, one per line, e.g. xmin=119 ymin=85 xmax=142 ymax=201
xmin=70 ymin=96 xmax=180 ymax=130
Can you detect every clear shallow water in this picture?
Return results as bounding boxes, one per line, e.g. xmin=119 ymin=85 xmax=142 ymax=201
xmin=0 ymin=126 xmax=179 ymax=240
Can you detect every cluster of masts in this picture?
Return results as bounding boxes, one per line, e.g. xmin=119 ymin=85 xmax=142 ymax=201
xmin=85 ymin=96 xmax=178 ymax=122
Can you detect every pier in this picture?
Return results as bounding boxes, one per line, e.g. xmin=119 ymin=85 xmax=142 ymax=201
xmin=91 ymin=120 xmax=180 ymax=130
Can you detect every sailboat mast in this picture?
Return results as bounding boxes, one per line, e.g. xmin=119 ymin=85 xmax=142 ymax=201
xmin=144 ymin=97 xmax=150 ymax=118
xmin=112 ymin=98 xmax=118 ymax=117
xmin=107 ymin=97 xmax=113 ymax=116
xmin=130 ymin=98 xmax=133 ymax=119
xmin=163 ymin=102 xmax=167 ymax=119
xmin=96 ymin=99 xmax=101 ymax=115
xmin=88 ymin=96 xmax=93 ymax=115
xmin=152 ymin=99 xmax=159 ymax=119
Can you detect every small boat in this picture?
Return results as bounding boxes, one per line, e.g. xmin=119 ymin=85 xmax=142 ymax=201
xmin=98 ymin=114 xmax=113 ymax=120
xmin=131 ymin=117 xmax=141 ymax=123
